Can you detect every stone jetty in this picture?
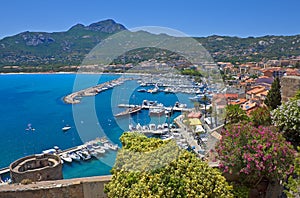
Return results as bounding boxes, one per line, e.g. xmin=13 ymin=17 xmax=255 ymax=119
xmin=64 ymin=78 xmax=133 ymax=104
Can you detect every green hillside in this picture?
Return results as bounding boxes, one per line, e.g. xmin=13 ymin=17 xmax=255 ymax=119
xmin=0 ymin=19 xmax=300 ymax=72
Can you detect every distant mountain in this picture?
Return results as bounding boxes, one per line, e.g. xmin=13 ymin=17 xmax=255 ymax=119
xmin=0 ymin=19 xmax=300 ymax=72
xmin=0 ymin=19 xmax=126 ymax=70
xmin=196 ymin=35 xmax=300 ymax=63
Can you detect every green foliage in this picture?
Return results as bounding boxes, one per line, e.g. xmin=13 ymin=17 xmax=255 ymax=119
xmin=285 ymin=147 xmax=300 ymax=198
xmin=217 ymin=123 xmax=295 ymax=188
xmin=1 ymin=28 xmax=300 ymax=69
xmin=105 ymin=132 xmax=234 ymax=198
xmin=181 ymin=69 xmax=202 ymax=77
xmin=290 ymin=90 xmax=300 ymax=101
xmin=264 ymin=77 xmax=282 ymax=110
xmin=225 ymin=104 xmax=248 ymax=125
xmin=231 ymin=183 xmax=249 ymax=198
xmin=196 ymin=35 xmax=300 ymax=63
xmin=249 ymin=106 xmax=272 ymax=127
xmin=271 ymin=100 xmax=300 ymax=147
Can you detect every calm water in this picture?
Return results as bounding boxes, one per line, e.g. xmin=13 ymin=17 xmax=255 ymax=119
xmin=0 ymin=74 xmax=194 ymax=179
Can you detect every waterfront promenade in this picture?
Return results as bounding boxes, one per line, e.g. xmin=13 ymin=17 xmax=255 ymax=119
xmin=173 ymin=115 xmax=204 ymax=158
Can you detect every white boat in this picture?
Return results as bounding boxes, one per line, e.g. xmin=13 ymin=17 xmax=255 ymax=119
xmin=142 ymin=125 xmax=149 ymax=131
xmin=95 ymin=148 xmax=106 ymax=154
xmin=101 ymin=144 xmax=110 ymax=150
xmin=76 ymin=150 xmax=91 ymax=160
xmin=60 ymin=153 xmax=72 ymax=163
xmin=104 ymin=143 xmax=118 ymax=151
xmin=88 ymin=148 xmax=98 ymax=157
xmin=129 ymin=124 xmax=136 ymax=131
xmin=109 ymin=143 xmax=119 ymax=150
xmin=149 ymin=124 xmax=156 ymax=131
xmin=42 ymin=148 xmax=56 ymax=154
xmin=68 ymin=152 xmax=81 ymax=161
xmin=136 ymin=123 xmax=142 ymax=131
xmin=157 ymin=124 xmax=163 ymax=130
xmin=62 ymin=126 xmax=71 ymax=131
xmin=149 ymin=108 xmax=165 ymax=116
xmin=92 ymin=143 xmax=101 ymax=149
xmin=162 ymin=123 xmax=169 ymax=129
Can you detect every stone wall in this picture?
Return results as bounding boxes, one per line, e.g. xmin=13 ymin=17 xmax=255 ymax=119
xmin=281 ymin=76 xmax=300 ymax=102
xmin=0 ymin=175 xmax=111 ymax=198
xmin=9 ymin=154 xmax=62 ymax=183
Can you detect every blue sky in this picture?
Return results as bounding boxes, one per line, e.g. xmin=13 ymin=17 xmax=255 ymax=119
xmin=1 ymin=0 xmax=300 ymax=39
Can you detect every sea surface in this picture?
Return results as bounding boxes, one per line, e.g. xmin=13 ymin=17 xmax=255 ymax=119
xmin=0 ymin=74 xmax=194 ymax=179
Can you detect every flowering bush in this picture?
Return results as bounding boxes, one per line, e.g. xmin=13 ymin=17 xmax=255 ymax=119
xmin=217 ymin=123 xmax=295 ymax=187
xmin=271 ymin=99 xmax=300 ymax=147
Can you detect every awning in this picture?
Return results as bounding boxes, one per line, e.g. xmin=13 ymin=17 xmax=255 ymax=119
xmin=189 ymin=118 xmax=202 ymax=126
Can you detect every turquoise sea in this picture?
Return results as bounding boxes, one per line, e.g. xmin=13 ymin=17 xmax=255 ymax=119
xmin=0 ymin=74 xmax=194 ymax=179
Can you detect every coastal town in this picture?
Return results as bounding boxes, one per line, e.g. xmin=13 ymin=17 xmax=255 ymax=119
xmin=1 ymin=1 xmax=300 ymax=196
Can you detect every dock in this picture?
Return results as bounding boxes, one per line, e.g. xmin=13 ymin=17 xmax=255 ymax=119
xmin=0 ymin=168 xmax=9 ymax=175
xmin=118 ymin=104 xmax=193 ymax=112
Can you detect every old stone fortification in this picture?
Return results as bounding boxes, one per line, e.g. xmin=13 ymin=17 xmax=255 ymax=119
xmin=281 ymin=76 xmax=300 ymax=102
xmin=9 ymin=154 xmax=62 ymax=183
xmin=0 ymin=175 xmax=111 ymax=198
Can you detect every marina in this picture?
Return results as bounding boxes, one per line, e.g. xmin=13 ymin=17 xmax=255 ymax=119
xmin=0 ymin=74 xmax=220 ymax=181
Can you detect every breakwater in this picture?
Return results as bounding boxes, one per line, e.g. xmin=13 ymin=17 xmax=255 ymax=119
xmin=63 ymin=78 xmax=134 ymax=104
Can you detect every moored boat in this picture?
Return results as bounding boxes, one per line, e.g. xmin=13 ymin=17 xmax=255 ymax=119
xmin=68 ymin=152 xmax=81 ymax=161
xmin=149 ymin=107 xmax=165 ymax=116
xmin=60 ymin=153 xmax=72 ymax=163
xmin=114 ymin=106 xmax=142 ymax=117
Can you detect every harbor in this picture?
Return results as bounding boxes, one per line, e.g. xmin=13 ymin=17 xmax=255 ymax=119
xmin=0 ymin=73 xmax=222 ymax=181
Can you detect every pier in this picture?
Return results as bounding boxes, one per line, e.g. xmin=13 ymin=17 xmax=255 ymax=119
xmin=64 ymin=78 xmax=134 ymax=104
xmin=118 ymin=104 xmax=193 ymax=112
xmin=0 ymin=167 xmax=9 ymax=175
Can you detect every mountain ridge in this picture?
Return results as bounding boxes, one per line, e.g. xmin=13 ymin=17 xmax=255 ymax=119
xmin=0 ymin=19 xmax=300 ymax=71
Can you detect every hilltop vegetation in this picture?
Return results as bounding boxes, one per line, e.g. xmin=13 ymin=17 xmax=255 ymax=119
xmin=0 ymin=19 xmax=300 ymax=72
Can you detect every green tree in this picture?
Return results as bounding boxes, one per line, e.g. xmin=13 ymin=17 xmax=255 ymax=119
xmin=285 ymin=147 xmax=300 ymax=198
xmin=202 ymin=94 xmax=210 ymax=118
xmin=290 ymin=89 xmax=300 ymax=101
xmin=271 ymin=100 xmax=300 ymax=147
xmin=225 ymin=104 xmax=248 ymax=125
xmin=105 ymin=132 xmax=234 ymax=198
xmin=264 ymin=77 xmax=282 ymax=110
xmin=249 ymin=106 xmax=272 ymax=127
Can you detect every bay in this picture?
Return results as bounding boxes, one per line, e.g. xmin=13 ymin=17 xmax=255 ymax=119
xmin=0 ymin=73 xmax=194 ymax=179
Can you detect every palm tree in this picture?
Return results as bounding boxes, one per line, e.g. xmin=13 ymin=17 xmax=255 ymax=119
xmin=201 ymin=95 xmax=210 ymax=118
xmin=225 ymin=104 xmax=248 ymax=125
